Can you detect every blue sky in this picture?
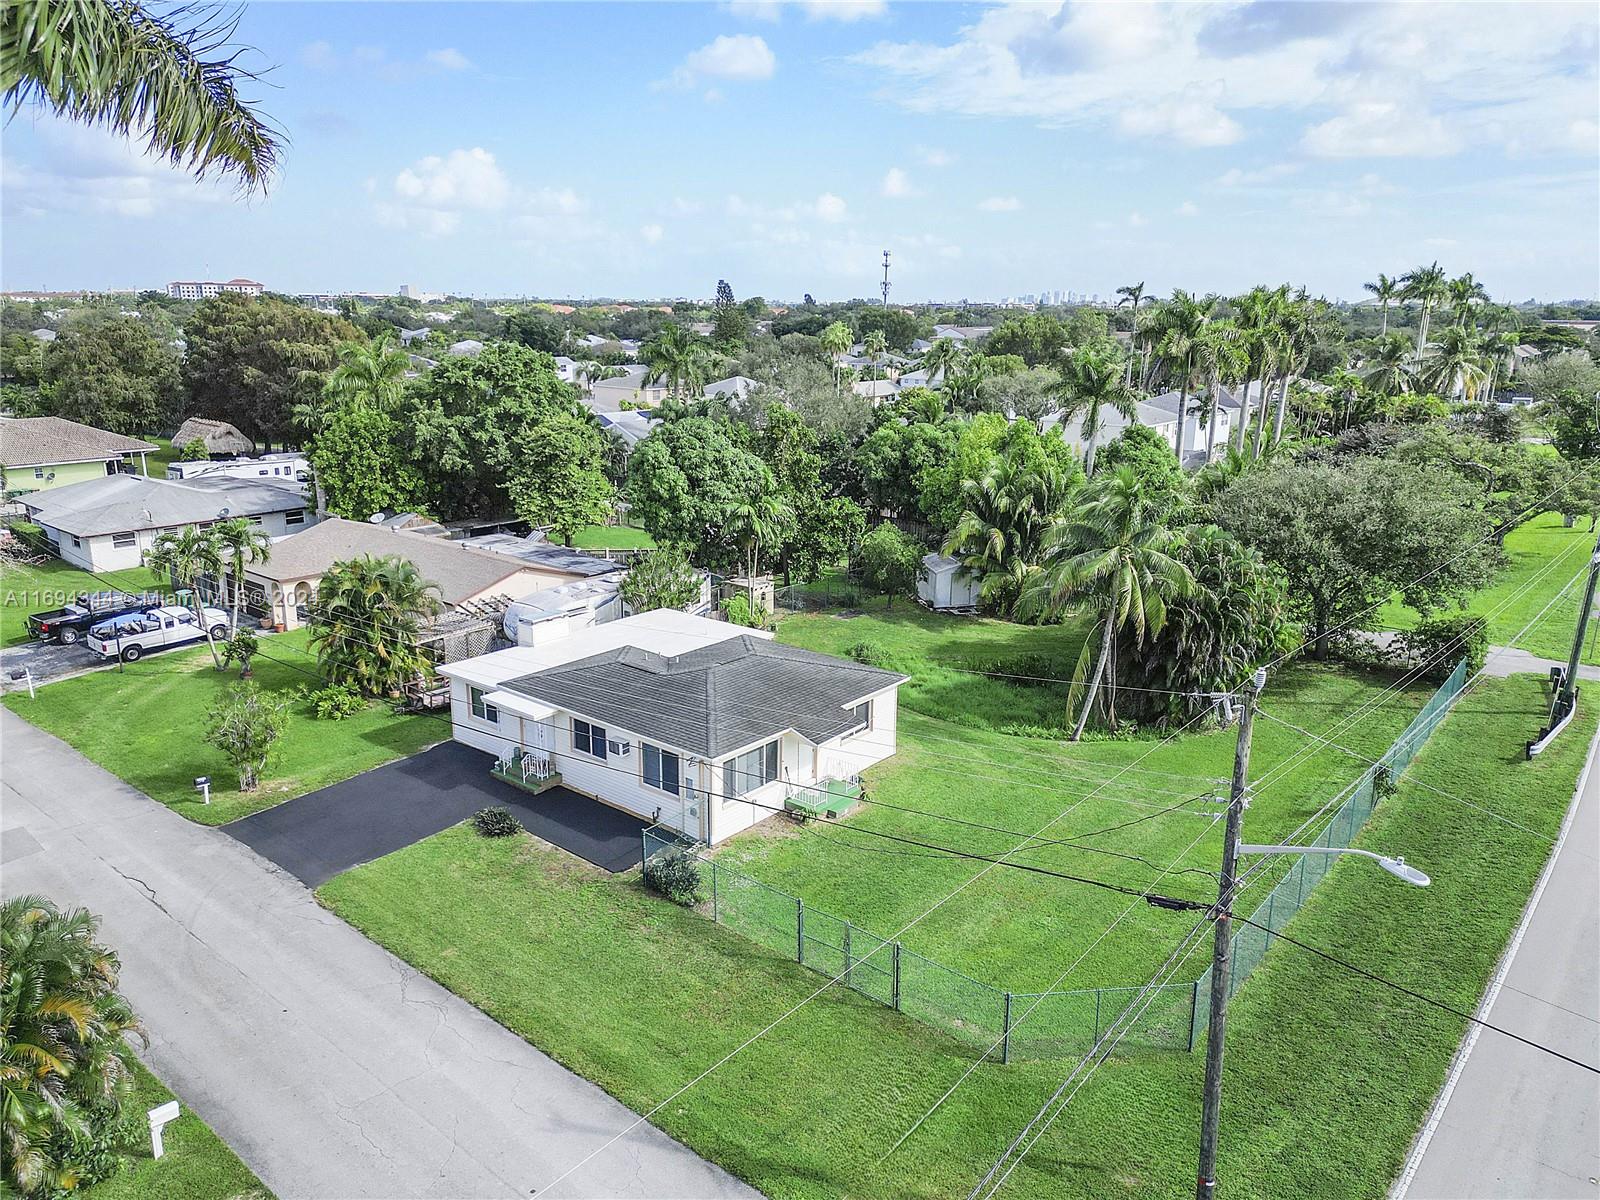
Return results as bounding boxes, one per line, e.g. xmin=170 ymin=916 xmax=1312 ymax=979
xmin=3 ymin=1 xmax=1597 ymax=302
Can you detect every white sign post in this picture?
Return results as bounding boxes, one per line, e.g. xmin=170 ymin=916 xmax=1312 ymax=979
xmin=148 ymin=1100 xmax=180 ymax=1159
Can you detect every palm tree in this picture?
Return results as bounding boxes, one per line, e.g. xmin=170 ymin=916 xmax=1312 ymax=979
xmin=1017 ymin=467 xmax=1194 ymax=739
xmin=1423 ymin=325 xmax=1489 ymax=401
xmin=943 ymin=455 xmax=1071 ymax=616
xmin=643 ymin=324 xmax=709 ymax=400
xmin=1363 ymin=273 xmax=1399 ymax=336
xmin=819 ymin=321 xmax=853 ymax=392
xmin=1115 ymin=281 xmax=1146 ymax=386
xmin=1194 ymin=321 xmax=1246 ymax=461
xmin=1152 ymin=290 xmax=1212 ymax=462
xmin=1480 ymin=330 xmax=1521 ymax=405
xmin=2 ymin=894 xmax=145 ymax=1198
xmin=1399 ymin=261 xmax=1448 ymax=362
xmin=1232 ymin=285 xmax=1285 ymax=455
xmin=1050 ymin=344 xmax=1137 ymax=477
xmin=725 ymin=494 xmax=792 ymax=616
xmin=1446 ymin=272 xmax=1489 ymax=329
xmin=327 ymin=332 xmax=409 ymax=409
xmin=944 ymin=351 xmax=991 ymax=412
xmin=1269 ymin=291 xmax=1322 ymax=447
xmin=863 ymin=329 xmax=889 ymax=380
xmin=213 ymin=517 xmax=271 ymax=634
xmin=1360 ymin=332 xmax=1416 ymax=399
xmin=922 ymin=336 xmax=962 ymax=385
xmin=310 ymin=555 xmax=442 ymax=696
xmin=146 ymin=524 xmax=226 ymax=668
xmin=2 ymin=0 xmax=282 ymax=191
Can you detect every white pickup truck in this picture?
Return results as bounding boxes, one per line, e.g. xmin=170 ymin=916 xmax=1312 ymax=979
xmin=86 ymin=605 xmax=231 ymax=663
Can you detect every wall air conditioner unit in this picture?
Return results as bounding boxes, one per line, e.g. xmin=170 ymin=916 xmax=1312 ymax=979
xmin=609 ymin=739 xmax=631 ymax=757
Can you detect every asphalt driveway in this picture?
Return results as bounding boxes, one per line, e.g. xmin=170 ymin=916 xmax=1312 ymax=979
xmin=0 ymin=636 xmax=105 ymax=690
xmin=225 ymin=740 xmax=648 ymax=886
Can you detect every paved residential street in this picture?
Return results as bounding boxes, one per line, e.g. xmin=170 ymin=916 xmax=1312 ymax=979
xmin=0 ymin=709 xmax=758 ymax=1200
xmin=226 ymin=740 xmax=647 ymax=885
xmin=1397 ymin=723 xmax=1600 ymax=1199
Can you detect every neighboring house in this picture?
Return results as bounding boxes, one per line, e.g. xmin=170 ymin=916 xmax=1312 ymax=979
xmin=702 ymin=375 xmax=759 ymax=402
xmin=591 ymin=365 xmax=669 ymax=408
xmin=919 ymin=553 xmax=982 ymax=612
xmin=596 ymin=409 xmax=655 ymax=450
xmin=1 ymin=416 xmax=158 ymax=496
xmin=932 ymin=324 xmax=994 ymax=342
xmin=1045 ymin=399 xmax=1180 ymax=458
xmin=852 ymin=378 xmax=902 ymax=402
xmin=30 ymin=328 xmax=56 ymax=342
xmin=399 ymin=327 xmax=432 ymax=346
xmin=552 ymin=355 xmax=580 ymax=383
xmin=1510 ymin=344 xmax=1543 ymax=375
xmin=166 ymin=452 xmax=308 ymax=490
xmin=172 ymin=417 xmax=255 ymax=457
xmin=440 ymin=610 xmax=906 ymax=844
xmin=20 ymin=474 xmax=313 ymax=571
xmin=239 ymin=515 xmax=579 ymax=630
xmin=446 ymin=339 xmax=485 ymax=357
xmin=1142 ymin=390 xmax=1236 ymax=464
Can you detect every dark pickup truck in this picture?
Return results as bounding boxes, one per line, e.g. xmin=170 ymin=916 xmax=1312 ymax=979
xmin=26 ymin=591 xmax=170 ymax=644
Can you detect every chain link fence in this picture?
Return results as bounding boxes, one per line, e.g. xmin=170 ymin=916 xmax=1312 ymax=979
xmin=643 ymin=658 xmax=1469 ymax=1060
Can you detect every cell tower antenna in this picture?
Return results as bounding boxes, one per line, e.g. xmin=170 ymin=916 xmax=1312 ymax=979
xmin=880 ymin=250 xmax=892 ymax=307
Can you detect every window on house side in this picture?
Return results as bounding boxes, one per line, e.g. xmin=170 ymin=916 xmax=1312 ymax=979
xmin=642 ymin=743 xmax=681 ymax=795
xmin=573 ymin=718 xmax=608 ymax=760
xmin=469 ymin=686 xmax=498 ymax=724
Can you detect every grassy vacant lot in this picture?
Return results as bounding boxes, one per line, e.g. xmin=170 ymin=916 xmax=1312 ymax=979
xmin=1 ymin=554 xmax=164 ymax=647
xmin=88 ymin=1059 xmax=270 ymax=1200
xmin=777 ymin=601 xmax=1089 ymax=734
xmin=1378 ymin=511 xmax=1599 ymax=665
xmin=570 ymin=522 xmax=656 ymax=550
xmin=318 ymin=666 xmax=1580 ymax=1200
xmin=2 ymin=632 xmax=441 ymax=824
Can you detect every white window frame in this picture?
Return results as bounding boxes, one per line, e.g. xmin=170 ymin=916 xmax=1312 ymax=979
xmin=284 ymin=510 xmax=307 ymax=526
xmin=111 ymin=531 xmax=137 ymax=549
xmin=847 ymin=699 xmax=872 ymax=734
xmin=641 ymin=742 xmax=681 ymax=796
xmin=469 ymin=686 xmax=499 ymax=724
xmin=573 ymin=717 xmax=608 ymax=761
xmin=721 ymin=738 xmax=779 ymax=806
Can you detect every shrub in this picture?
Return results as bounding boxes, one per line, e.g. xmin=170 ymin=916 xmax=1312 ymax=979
xmin=720 ymin=594 xmax=768 ymax=629
xmin=308 ymin=682 xmax=368 ymax=720
xmin=644 ymin=848 xmax=702 ymax=905
xmin=846 ymin=640 xmax=901 ymax=671
xmin=1393 ymin=613 xmax=1488 ymax=681
xmin=472 ymin=806 xmax=523 ymax=837
xmin=969 ymin=653 xmax=1060 ymax=688
xmin=223 ymin=627 xmax=259 ymax=677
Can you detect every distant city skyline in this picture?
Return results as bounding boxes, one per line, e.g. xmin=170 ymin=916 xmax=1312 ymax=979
xmin=3 ymin=1 xmax=1595 ymax=304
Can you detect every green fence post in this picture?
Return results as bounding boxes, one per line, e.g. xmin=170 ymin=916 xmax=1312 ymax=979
xmin=1295 ymin=855 xmax=1307 ymax=910
xmin=711 ymin=858 xmax=719 ymax=923
xmin=843 ymin=922 xmax=853 ymax=985
xmin=1001 ymin=992 xmax=1013 ymax=1065
xmin=1188 ymin=979 xmax=1201 ymax=1051
xmin=1094 ymin=989 xmax=1102 ymax=1042
xmin=796 ymin=897 xmax=805 ymax=965
xmin=1264 ymin=894 xmax=1276 ymax=947
xmin=892 ymin=942 xmax=902 ymax=1011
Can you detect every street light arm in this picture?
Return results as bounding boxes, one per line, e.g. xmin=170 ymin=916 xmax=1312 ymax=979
xmin=1239 ymin=844 xmax=1430 ymax=886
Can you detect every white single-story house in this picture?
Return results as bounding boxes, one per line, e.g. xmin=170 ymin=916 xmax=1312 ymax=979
xmin=441 ymin=610 xmax=906 ymax=844
xmin=703 ymin=375 xmax=760 ymax=402
xmin=21 ymin=474 xmax=313 ymax=571
xmin=240 ymin=516 xmax=599 ymax=630
xmin=919 ymin=553 xmax=982 ymax=611
xmin=591 ymin=365 xmax=668 ymax=409
xmin=596 ymin=409 xmax=655 ymax=450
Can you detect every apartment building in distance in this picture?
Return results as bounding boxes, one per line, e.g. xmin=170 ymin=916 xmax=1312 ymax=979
xmin=166 ymin=278 xmax=265 ymax=300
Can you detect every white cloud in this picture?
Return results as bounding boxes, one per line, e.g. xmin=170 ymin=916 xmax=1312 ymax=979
xmin=300 ymin=41 xmax=476 ymax=79
xmin=1215 ymin=163 xmax=1301 ymax=188
xmin=380 ymin=147 xmax=511 ymax=235
xmin=662 ymin=34 xmax=776 ymax=89
xmin=1175 ymin=200 xmax=1199 ymax=216
xmin=424 ymin=48 xmax=472 ymax=71
xmin=916 ymin=146 xmax=955 ymax=167
xmin=299 ymin=40 xmax=336 ymax=70
xmin=850 ymin=2 xmax=1599 ymax=159
xmin=813 ymin=192 xmax=848 ymax=222
xmin=0 ymin=119 xmax=231 ymax=219
xmin=978 ymin=195 xmax=1021 ymax=212
xmin=880 ymin=166 xmax=916 ymax=198
xmin=641 ymin=223 xmax=665 ymax=244
xmin=727 ymin=0 xmax=885 ymax=23
xmin=1127 ymin=211 xmax=1148 ymax=227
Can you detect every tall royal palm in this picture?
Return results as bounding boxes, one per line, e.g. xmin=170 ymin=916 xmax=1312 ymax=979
xmin=1363 ymin=273 xmax=1400 ymax=336
xmin=1018 ymin=467 xmax=1194 ymax=740
xmin=1115 ymin=281 xmax=1146 ymax=385
xmin=819 ymin=321 xmax=853 ymax=392
xmin=863 ymin=329 xmax=889 ymax=380
xmin=1194 ymin=321 xmax=1247 ymax=462
xmin=726 ymin=494 xmax=793 ymax=614
xmin=1399 ymin=261 xmax=1448 ymax=362
xmin=1360 ymin=332 xmax=1417 ymax=402
xmin=1050 ymin=343 xmax=1137 ymax=478
xmin=146 ymin=524 xmax=226 ymax=668
xmin=1152 ymin=289 xmax=1212 ymax=462
xmin=643 ymin=324 xmax=709 ymax=401
xmin=213 ymin=517 xmax=272 ymax=634
xmin=1232 ymin=285 xmax=1285 ymax=455
xmin=1423 ymin=325 xmax=1488 ymax=401
xmin=1446 ymin=272 xmax=1489 ymax=329
xmin=1269 ymin=291 xmax=1323 ymax=448
xmin=2 ymin=0 xmax=281 ymax=191
xmin=2 ymin=894 xmax=145 ymax=1197
xmin=310 ymin=554 xmax=442 ymax=696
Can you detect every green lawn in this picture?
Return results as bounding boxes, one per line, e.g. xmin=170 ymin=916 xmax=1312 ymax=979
xmin=88 ymin=1059 xmax=271 ymax=1200
xmin=316 ymin=666 xmax=1582 ymax=1200
xmin=1 ymin=553 xmax=164 ymax=647
xmin=1377 ymin=510 xmax=1599 ymax=665
xmin=777 ymin=602 xmax=1090 ymax=735
xmin=570 ymin=523 xmax=656 ymax=550
xmin=2 ymin=631 xmax=443 ymax=824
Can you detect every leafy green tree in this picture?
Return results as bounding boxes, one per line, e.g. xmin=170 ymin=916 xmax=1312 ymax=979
xmin=918 ymin=412 xmax=1012 ymax=532
xmin=620 ymin=545 xmax=702 ymax=613
xmin=2 ymin=0 xmax=281 ymax=190
xmin=504 ymin=309 xmax=565 ymax=354
xmin=179 ymin=435 xmax=210 ymax=461
xmin=507 ymin=411 xmax=615 ymax=545
xmin=985 ymin=313 xmax=1067 ymax=366
xmin=403 ymin=342 xmax=573 ymax=518
xmin=1112 ymin=526 xmax=1293 ymax=727
xmin=857 ymin=522 xmax=923 ymax=609
xmin=214 ymin=516 xmax=271 ymax=633
xmin=983 ymin=365 xmax=1059 ymax=432
xmin=1096 ymin=424 xmax=1191 ymax=523
xmin=856 ymin=306 xmax=925 ymax=353
xmin=627 ymin=416 xmax=778 ymax=570
xmin=1 ymin=894 xmax=144 ymax=1198
xmin=146 ymin=524 xmax=226 ymax=668
xmin=1212 ymin=457 xmax=1500 ymax=657
xmin=857 ymin=408 xmax=959 ymax=522
xmin=712 ymin=303 xmax=749 ymax=350
xmin=1526 ymin=352 xmax=1600 ymax=461
xmin=40 ymin=314 xmax=181 ymax=435
xmin=787 ymin=496 xmax=866 ymax=582
xmin=1019 ymin=466 xmax=1195 ymax=739
xmin=204 ymin=683 xmax=291 ymax=792
xmin=309 ymin=403 xmax=424 ymax=520
xmin=183 ymin=293 xmax=355 ymax=447
xmin=310 ymin=555 xmax=442 ymax=696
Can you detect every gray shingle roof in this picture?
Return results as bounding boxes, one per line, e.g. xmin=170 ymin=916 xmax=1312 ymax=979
xmin=459 ymin=532 xmax=623 ymax=577
xmin=502 ymin=635 xmax=906 ymax=757
xmin=248 ymin=516 xmax=528 ymax=605
xmin=1 ymin=417 xmax=158 ymax=468
xmin=21 ymin=474 xmax=305 ymax=536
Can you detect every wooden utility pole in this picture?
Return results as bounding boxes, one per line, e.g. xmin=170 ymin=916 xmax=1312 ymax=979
xmin=1195 ymin=668 xmax=1265 ymax=1199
